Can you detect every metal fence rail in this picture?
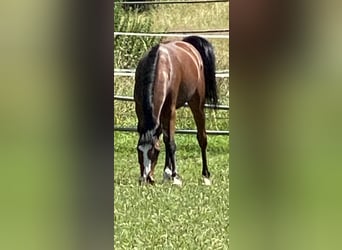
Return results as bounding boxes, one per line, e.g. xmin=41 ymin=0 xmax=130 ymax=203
xmin=114 ymin=95 xmax=229 ymax=135
xmin=157 ymin=28 xmax=229 ymax=34
xmin=116 ymin=0 xmax=229 ymax=5
xmin=114 ymin=95 xmax=229 ymax=110
xmin=114 ymin=69 xmax=229 ymax=78
xmin=114 ymin=127 xmax=230 ymax=135
xmin=114 ymin=32 xmax=229 ymax=39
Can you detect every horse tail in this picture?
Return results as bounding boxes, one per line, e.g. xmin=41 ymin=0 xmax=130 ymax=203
xmin=183 ymin=36 xmax=218 ymax=108
xmin=135 ymin=44 xmax=160 ymax=133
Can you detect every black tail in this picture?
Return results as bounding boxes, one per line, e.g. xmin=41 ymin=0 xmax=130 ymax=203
xmin=183 ymin=36 xmax=218 ymax=107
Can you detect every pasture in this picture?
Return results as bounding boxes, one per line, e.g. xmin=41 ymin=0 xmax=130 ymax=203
xmin=114 ymin=1 xmax=229 ymax=249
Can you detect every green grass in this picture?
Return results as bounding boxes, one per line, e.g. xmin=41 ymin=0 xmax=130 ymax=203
xmin=114 ymin=132 xmax=229 ymax=249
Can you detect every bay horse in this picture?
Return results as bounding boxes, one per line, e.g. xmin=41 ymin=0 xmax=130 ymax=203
xmin=134 ymin=36 xmax=218 ymax=186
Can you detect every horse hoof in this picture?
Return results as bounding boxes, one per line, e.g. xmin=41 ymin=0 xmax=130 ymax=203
xmin=147 ymin=176 xmax=155 ymax=185
xmin=202 ymin=177 xmax=212 ymax=186
xmin=172 ymin=177 xmax=182 ymax=186
xmin=139 ymin=177 xmax=146 ymax=185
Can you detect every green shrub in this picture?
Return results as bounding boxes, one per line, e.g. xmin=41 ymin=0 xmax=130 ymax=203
xmin=114 ymin=2 xmax=160 ymax=69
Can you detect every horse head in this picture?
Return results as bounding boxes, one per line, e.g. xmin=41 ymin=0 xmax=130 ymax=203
xmin=137 ymin=129 xmax=161 ymax=184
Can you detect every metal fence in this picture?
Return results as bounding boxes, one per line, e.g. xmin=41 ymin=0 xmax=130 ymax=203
xmin=114 ymin=95 xmax=230 ymax=135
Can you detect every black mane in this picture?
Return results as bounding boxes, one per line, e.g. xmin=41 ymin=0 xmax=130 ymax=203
xmin=135 ymin=44 xmax=160 ymax=135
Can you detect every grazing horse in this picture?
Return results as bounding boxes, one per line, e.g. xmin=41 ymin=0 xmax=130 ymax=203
xmin=134 ymin=36 xmax=218 ymax=186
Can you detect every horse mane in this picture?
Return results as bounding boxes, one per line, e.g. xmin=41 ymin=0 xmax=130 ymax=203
xmin=182 ymin=36 xmax=218 ymax=107
xmin=135 ymin=44 xmax=160 ymax=137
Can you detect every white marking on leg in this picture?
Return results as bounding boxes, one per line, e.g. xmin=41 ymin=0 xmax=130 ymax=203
xmin=163 ymin=168 xmax=172 ymax=181
xmin=138 ymin=144 xmax=152 ymax=179
xmin=202 ymin=177 xmax=212 ymax=186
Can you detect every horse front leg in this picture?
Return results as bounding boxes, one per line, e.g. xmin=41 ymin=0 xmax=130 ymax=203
xmin=169 ymin=139 xmax=182 ymax=186
xmin=162 ymin=109 xmax=182 ymax=185
xmin=162 ymin=132 xmax=182 ymax=185
xmin=162 ymin=132 xmax=172 ymax=180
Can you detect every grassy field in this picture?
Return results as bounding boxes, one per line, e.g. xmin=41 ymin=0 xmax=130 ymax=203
xmin=114 ymin=133 xmax=229 ymax=249
xmin=114 ymin=1 xmax=229 ymax=249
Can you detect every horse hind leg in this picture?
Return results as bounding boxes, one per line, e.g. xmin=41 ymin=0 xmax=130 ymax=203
xmin=198 ymin=131 xmax=212 ymax=186
xmin=189 ymin=101 xmax=211 ymax=185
